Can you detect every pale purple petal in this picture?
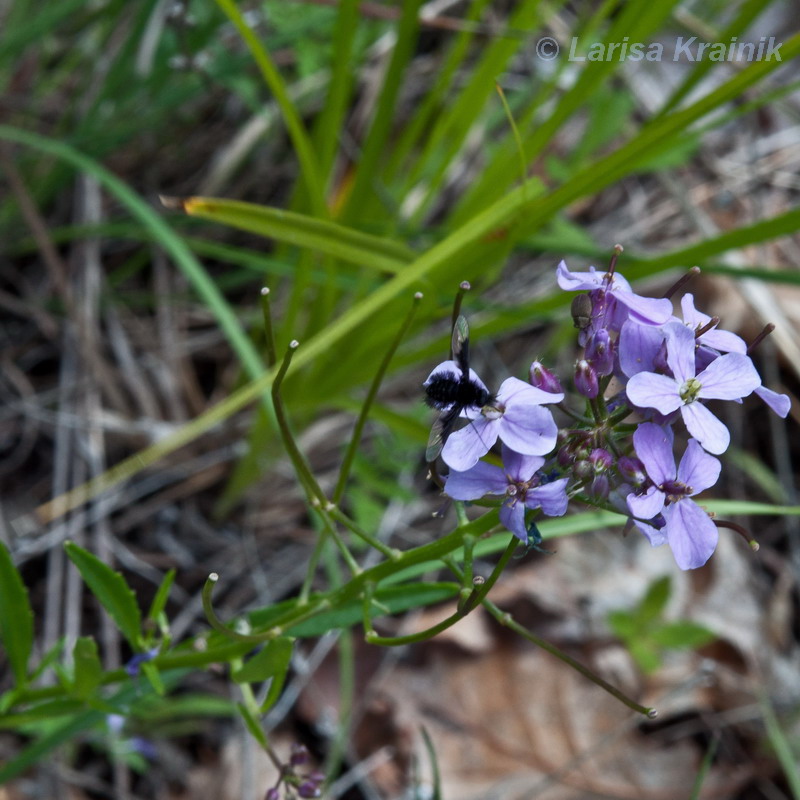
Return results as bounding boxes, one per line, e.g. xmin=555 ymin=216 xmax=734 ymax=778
xmin=696 ymin=353 xmax=760 ymax=401
xmin=755 ymin=386 xmax=791 ymax=418
xmin=499 ymin=500 xmax=529 ymax=542
xmin=679 ymin=293 xmax=704 ymax=328
xmin=441 ymin=418 xmax=499 ymax=471
xmin=665 ymin=321 xmax=696 ymax=382
xmin=619 ymin=320 xmax=665 ymax=377
xmin=614 ymin=291 xmax=673 ymax=326
xmin=632 ymin=518 xmax=668 ymax=547
xmin=501 ymin=445 xmax=544 ymax=483
xmin=525 ymin=478 xmax=570 ymax=517
xmin=626 ymin=372 xmax=682 ymax=415
xmin=499 ymin=404 xmax=558 ymax=456
xmin=676 ymin=439 xmax=721 ymax=494
xmin=664 ymin=500 xmax=719 ymax=570
xmin=700 ymin=328 xmax=747 ymax=354
xmin=556 ymin=260 xmax=604 ymax=291
xmin=680 ymin=402 xmax=729 ymax=455
xmin=497 ymin=376 xmax=564 ymax=407
xmin=633 ymin=423 xmax=675 ymax=485
xmin=627 ymin=486 xmax=665 ymax=520
xmin=444 ymin=462 xmax=508 ymax=501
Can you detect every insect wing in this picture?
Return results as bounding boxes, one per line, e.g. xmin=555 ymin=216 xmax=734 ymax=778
xmin=451 ymin=315 xmax=470 ymax=375
xmin=425 ymin=405 xmax=460 ymax=463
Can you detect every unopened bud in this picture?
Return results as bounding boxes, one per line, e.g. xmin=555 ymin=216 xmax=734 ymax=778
xmin=618 ymin=456 xmax=647 ymax=487
xmin=585 ymin=330 xmax=614 ymax=376
xmin=575 ymin=359 xmax=598 ymax=398
xmin=297 ymin=781 xmax=322 ymax=798
xmin=590 ymin=474 xmax=610 ymax=500
xmin=265 ymin=789 xmax=280 ymax=800
xmin=290 ymin=743 xmax=309 ymax=766
xmin=589 ymin=448 xmax=613 ymax=472
xmin=573 ymin=460 xmax=593 ymax=481
xmin=529 ymin=361 xmax=563 ymax=393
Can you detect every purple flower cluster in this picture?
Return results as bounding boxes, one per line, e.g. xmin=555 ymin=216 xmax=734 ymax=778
xmin=426 ymin=258 xmax=790 ymax=570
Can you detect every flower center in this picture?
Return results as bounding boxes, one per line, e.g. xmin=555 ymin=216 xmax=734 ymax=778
xmin=679 ymin=377 xmax=702 ymax=403
xmin=482 ymin=403 xmax=504 ymax=420
xmin=660 ymin=478 xmax=691 ymax=503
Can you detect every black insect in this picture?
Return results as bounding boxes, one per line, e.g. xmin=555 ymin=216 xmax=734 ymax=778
xmin=424 ymin=315 xmax=495 ymax=462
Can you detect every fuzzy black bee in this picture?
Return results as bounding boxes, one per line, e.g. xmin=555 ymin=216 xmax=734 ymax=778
xmin=424 ymin=315 xmax=495 ymax=463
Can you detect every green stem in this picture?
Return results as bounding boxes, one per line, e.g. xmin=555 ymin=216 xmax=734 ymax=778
xmin=327 ymin=506 xmax=401 ymax=560
xmin=271 ymin=339 xmax=326 ymax=504
xmin=333 ymin=292 xmax=422 ymax=503
xmin=482 ymin=599 xmax=657 ymax=718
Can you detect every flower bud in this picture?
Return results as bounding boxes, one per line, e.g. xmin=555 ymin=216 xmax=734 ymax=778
xmin=575 ymin=359 xmax=598 ymax=398
xmin=265 ymin=789 xmax=280 ymax=800
xmin=298 ymin=782 xmax=322 ymax=798
xmin=589 ymin=448 xmax=613 ymax=472
xmin=290 ymin=743 xmax=310 ymax=766
xmin=573 ymin=459 xmax=593 ymax=481
xmin=590 ymin=474 xmax=610 ymax=500
xmin=585 ymin=330 xmax=614 ymax=376
xmin=618 ymin=456 xmax=647 ymax=487
xmin=529 ymin=361 xmax=563 ymax=394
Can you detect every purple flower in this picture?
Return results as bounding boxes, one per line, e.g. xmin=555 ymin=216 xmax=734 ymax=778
xmin=441 ymin=377 xmax=562 ymax=471
xmin=626 ymin=322 xmax=760 ymax=454
xmin=626 ymin=423 xmax=721 ymax=570
xmin=125 ymin=647 xmax=159 ymax=678
xmin=618 ymin=320 xmax=665 ymax=378
xmin=444 ymin=446 xmax=569 ymax=542
xmin=754 ymin=385 xmax=791 ymax=418
xmin=556 ymin=261 xmax=673 ymax=331
xmin=679 ymin=293 xmax=747 ymax=355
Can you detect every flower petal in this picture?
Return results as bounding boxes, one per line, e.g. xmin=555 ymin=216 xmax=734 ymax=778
xmin=556 ymin=260 xmax=604 ymax=291
xmin=633 ymin=422 xmax=675 ymax=485
xmin=441 ymin=418 xmax=499 ymax=471
xmin=497 ymin=376 xmax=563 ymax=406
xmin=498 ymin=404 xmax=558 ymax=456
xmin=444 ymin=461 xmax=508 ymax=501
xmin=680 ymin=402 xmax=729 ymax=454
xmin=526 ymin=478 xmax=570 ymax=517
xmin=499 ymin=500 xmax=529 ymax=542
xmin=664 ymin=500 xmax=719 ymax=570
xmin=632 ymin=518 xmax=668 ymax=547
xmin=665 ymin=321 xmax=696 ymax=382
xmin=627 ymin=372 xmax=682 ymax=415
xmin=696 ymin=353 xmax=760 ymax=401
xmin=677 ymin=439 xmax=721 ymax=494
xmin=755 ymin=385 xmax=791 ymax=418
xmin=614 ymin=291 xmax=673 ymax=326
xmin=627 ymin=485 xmax=665 ymax=520
xmin=618 ymin=320 xmax=665 ymax=377
xmin=501 ymin=445 xmax=543 ymax=483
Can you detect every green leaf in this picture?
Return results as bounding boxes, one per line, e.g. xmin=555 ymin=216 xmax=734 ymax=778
xmin=65 ymin=542 xmax=142 ymax=650
xmin=0 ymin=541 xmax=34 ymax=686
xmin=181 ymin=196 xmax=413 ymax=274
xmin=141 ymin=661 xmax=165 ymax=696
xmin=607 ymin=610 xmax=638 ymax=640
xmin=637 ymin=575 xmax=671 ymax=625
xmin=236 ymin=702 xmax=268 ymax=749
xmin=71 ymin=637 xmax=103 ymax=701
xmin=650 ymin=622 xmax=716 ymax=650
xmin=146 ymin=569 xmax=176 ymax=623
xmin=629 ymin=641 xmax=662 ymax=675
xmin=232 ymin=637 xmax=293 ymax=684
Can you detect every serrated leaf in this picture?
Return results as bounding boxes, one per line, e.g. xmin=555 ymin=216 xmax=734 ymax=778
xmin=65 ymin=542 xmax=142 ymax=649
xmin=0 ymin=541 xmax=34 ymax=686
xmin=71 ymin=637 xmax=103 ymax=701
xmin=651 ymin=621 xmax=716 ymax=649
xmin=638 ymin=575 xmax=671 ymax=625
